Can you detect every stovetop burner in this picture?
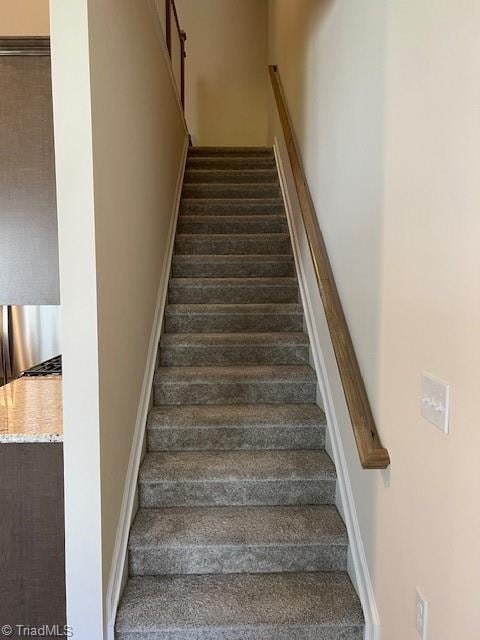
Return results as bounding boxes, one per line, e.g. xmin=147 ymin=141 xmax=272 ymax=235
xmin=22 ymin=355 xmax=62 ymax=377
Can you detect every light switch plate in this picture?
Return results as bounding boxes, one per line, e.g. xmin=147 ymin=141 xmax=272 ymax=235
xmin=421 ymin=373 xmax=450 ymax=433
xmin=415 ymin=588 xmax=428 ymax=639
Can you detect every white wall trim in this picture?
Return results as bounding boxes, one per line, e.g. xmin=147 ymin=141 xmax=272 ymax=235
xmin=273 ymin=139 xmax=380 ymax=640
xmin=105 ymin=136 xmax=189 ymax=639
xmin=147 ymin=0 xmax=189 ymax=136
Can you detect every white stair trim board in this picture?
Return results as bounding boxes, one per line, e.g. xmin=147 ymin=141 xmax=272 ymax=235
xmin=273 ymin=138 xmax=380 ymax=640
xmin=147 ymin=0 xmax=189 ymax=137
xmin=105 ymin=135 xmax=189 ymax=640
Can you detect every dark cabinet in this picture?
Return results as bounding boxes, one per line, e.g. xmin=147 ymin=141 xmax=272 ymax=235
xmin=0 ymin=443 xmax=66 ymax=637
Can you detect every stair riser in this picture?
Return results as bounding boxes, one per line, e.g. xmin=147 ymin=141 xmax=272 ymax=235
xmin=174 ymin=236 xmax=291 ymax=255
xmin=159 ymin=345 xmax=309 ymax=367
xmin=168 ymin=285 xmax=299 ymax=305
xmin=183 ymin=184 xmax=281 ymax=199
xmin=165 ymin=313 xmax=304 ymax=333
xmin=172 ymin=259 xmax=295 ymax=278
xmin=129 ymin=544 xmax=347 ymax=576
xmin=139 ymin=479 xmax=336 ymax=508
xmin=184 ymin=170 xmax=278 ymax=184
xmin=147 ymin=425 xmax=325 ymax=451
xmin=180 ymin=199 xmax=284 ymax=215
xmin=177 ymin=219 xmax=288 ymax=234
xmin=187 ymin=158 xmax=276 ymax=170
xmin=154 ymin=381 xmax=317 ymax=405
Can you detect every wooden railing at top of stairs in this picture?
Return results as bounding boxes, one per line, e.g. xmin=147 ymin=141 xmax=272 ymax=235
xmin=165 ymin=0 xmax=187 ymax=110
xmin=269 ymin=65 xmax=390 ymax=470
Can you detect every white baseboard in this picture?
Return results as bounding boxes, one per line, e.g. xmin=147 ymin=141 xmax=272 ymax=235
xmin=273 ymin=139 xmax=380 ymax=640
xmin=105 ymin=136 xmax=189 ymax=639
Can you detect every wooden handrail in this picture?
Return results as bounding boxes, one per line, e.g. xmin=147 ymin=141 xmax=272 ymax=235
xmin=269 ymin=65 xmax=390 ymax=470
xmin=165 ymin=0 xmax=187 ymax=109
xmin=165 ymin=0 xmax=171 ymax=55
xmin=179 ymin=30 xmax=186 ymax=109
xmin=170 ymin=0 xmax=182 ymax=38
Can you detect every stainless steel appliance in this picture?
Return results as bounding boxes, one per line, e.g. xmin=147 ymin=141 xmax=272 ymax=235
xmin=0 ymin=305 xmax=61 ymax=386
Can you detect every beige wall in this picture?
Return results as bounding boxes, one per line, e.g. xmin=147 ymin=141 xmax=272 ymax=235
xmin=269 ymin=0 xmax=386 ymax=409
xmin=0 ymin=0 xmax=49 ymax=35
xmin=378 ymin=2 xmax=480 ymax=637
xmin=176 ymin=0 xmax=269 ymax=146
xmin=50 ymin=0 xmax=187 ymax=636
xmin=269 ymin=1 xmax=480 ymax=638
xmin=87 ymin=0 xmax=186 ymax=599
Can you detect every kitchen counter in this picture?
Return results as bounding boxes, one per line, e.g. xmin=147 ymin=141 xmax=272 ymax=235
xmin=0 ymin=376 xmax=63 ymax=442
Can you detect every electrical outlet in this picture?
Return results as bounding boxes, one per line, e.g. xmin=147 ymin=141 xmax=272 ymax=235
xmin=415 ymin=588 xmax=428 ymax=639
xmin=421 ymin=373 xmax=450 ymax=433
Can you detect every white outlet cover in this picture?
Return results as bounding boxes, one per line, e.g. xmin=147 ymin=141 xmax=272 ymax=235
xmin=415 ymin=587 xmax=428 ymax=639
xmin=421 ymin=373 xmax=450 ymax=434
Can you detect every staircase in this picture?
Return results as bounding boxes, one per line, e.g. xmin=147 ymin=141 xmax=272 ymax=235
xmin=115 ymin=147 xmax=364 ymax=640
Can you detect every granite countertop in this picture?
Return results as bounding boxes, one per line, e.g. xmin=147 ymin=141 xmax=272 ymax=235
xmin=0 ymin=376 xmax=63 ymax=443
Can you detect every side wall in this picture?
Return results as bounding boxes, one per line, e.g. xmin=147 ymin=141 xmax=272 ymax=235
xmin=0 ymin=0 xmax=49 ymax=35
xmin=175 ymin=0 xmax=269 ymax=146
xmin=50 ymin=0 xmax=187 ymax=636
xmin=269 ymin=1 xmax=480 ymax=639
xmin=268 ymin=0 xmax=386 ymax=408
xmin=377 ymin=2 xmax=480 ymax=638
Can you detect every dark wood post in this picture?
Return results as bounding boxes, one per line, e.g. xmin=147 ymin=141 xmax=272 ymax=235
xmin=180 ymin=30 xmax=186 ymax=109
xmin=165 ymin=0 xmax=171 ymax=57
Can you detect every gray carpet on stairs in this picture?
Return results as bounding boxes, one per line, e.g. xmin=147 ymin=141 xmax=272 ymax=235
xmin=115 ymin=146 xmax=364 ymax=639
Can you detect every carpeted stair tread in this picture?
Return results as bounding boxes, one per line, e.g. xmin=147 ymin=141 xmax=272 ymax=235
xmin=115 ymin=572 xmax=363 ymax=640
xmin=184 ymin=169 xmax=279 ymax=183
xmin=180 ymin=197 xmax=284 ymax=215
xmin=159 ymin=331 xmax=309 ymax=366
xmin=160 ymin=332 xmax=308 ymax=347
xmin=153 ymin=364 xmax=317 ymax=405
xmin=139 ymin=449 xmax=335 ymax=483
xmin=177 ymin=214 xmax=287 ymax=234
xmin=128 ymin=505 xmax=347 ymax=575
xmin=187 ymin=156 xmax=276 ymax=169
xmin=182 ymin=183 xmax=281 ymax=199
xmin=148 ymin=403 xmax=325 ymax=429
xmin=154 ymin=364 xmax=316 ymax=385
xmin=130 ymin=504 xmax=345 ymax=549
xmin=165 ymin=302 xmax=304 ymax=333
xmin=174 ymin=233 xmax=292 ymax=255
xmin=172 ymin=254 xmax=295 ymax=277
xmin=188 ymin=146 xmax=274 ymax=156
xmin=138 ymin=449 xmax=336 ymax=508
xmin=168 ymin=277 xmax=298 ymax=304
xmin=159 ymin=332 xmax=307 ymax=366
xmin=147 ymin=403 xmax=326 ymax=451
